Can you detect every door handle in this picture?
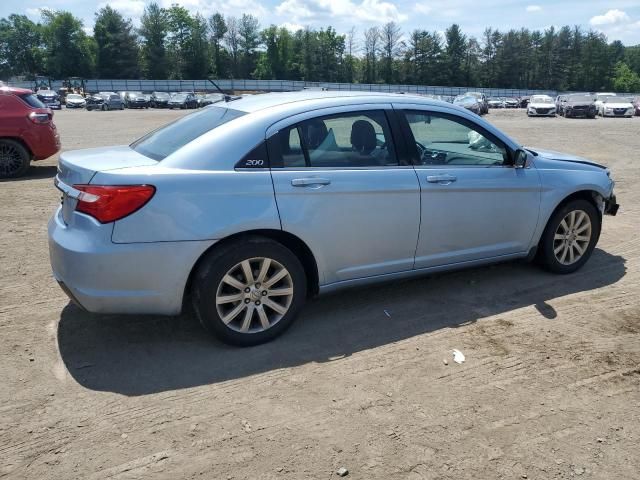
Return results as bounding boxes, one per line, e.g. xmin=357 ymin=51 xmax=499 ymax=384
xmin=291 ymin=177 xmax=331 ymax=187
xmin=426 ymin=174 xmax=457 ymax=184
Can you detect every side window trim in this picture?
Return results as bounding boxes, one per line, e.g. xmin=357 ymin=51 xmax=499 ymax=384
xmin=395 ymin=107 xmax=515 ymax=167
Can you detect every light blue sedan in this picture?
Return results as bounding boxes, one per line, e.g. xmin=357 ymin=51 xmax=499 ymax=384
xmin=49 ymin=92 xmax=619 ymax=345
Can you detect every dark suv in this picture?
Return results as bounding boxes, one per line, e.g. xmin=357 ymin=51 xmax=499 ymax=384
xmin=125 ymin=91 xmax=149 ymax=109
xmin=36 ymin=89 xmax=61 ymax=110
xmin=150 ymin=91 xmax=171 ymax=108
xmin=86 ymin=92 xmax=124 ymax=111
xmin=0 ymin=87 xmax=60 ymax=178
xmin=562 ymin=94 xmax=596 ymax=119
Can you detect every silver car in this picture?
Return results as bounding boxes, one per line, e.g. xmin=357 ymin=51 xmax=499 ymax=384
xmin=49 ymin=92 xmax=619 ymax=345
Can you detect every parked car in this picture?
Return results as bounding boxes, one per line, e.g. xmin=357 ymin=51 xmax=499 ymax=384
xmin=487 ymin=97 xmax=505 ymax=108
xmin=598 ymin=96 xmax=635 ymax=118
xmin=453 ymin=94 xmax=482 ymax=115
xmin=47 ymin=91 xmax=619 ymax=345
xmin=504 ymin=97 xmax=519 ymax=108
xmin=36 ymin=89 xmax=61 ymax=110
xmin=465 ymin=91 xmax=489 ymax=114
xmin=86 ymin=93 xmax=125 ymax=111
xmin=594 ymin=92 xmax=617 ymax=113
xmin=0 ymin=86 xmax=60 ymax=178
xmin=168 ymin=92 xmax=198 ymax=109
xmin=527 ymin=95 xmax=556 ymax=116
xmin=555 ymin=95 xmax=568 ymax=115
xmin=125 ymin=91 xmax=150 ymax=109
xmin=198 ymin=93 xmax=225 ymax=107
xmin=633 ymin=97 xmax=640 ymax=116
xmin=562 ymin=94 xmax=596 ymax=118
xmin=65 ymin=93 xmax=86 ymax=109
xmin=150 ymin=92 xmax=171 ymax=108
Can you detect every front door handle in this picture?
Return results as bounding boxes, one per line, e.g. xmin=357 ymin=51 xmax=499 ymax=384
xmin=291 ymin=177 xmax=331 ymax=187
xmin=426 ymin=174 xmax=457 ymax=184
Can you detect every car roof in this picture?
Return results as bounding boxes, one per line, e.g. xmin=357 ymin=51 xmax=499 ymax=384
xmin=227 ymin=90 xmax=435 ymax=113
xmin=0 ymin=86 xmax=34 ymax=95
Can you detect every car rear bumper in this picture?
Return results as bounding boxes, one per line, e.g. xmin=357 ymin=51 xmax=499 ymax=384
xmin=48 ymin=207 xmax=216 ymax=315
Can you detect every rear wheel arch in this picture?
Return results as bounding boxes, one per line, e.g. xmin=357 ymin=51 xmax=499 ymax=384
xmin=0 ymin=137 xmax=34 ymax=158
xmin=183 ymin=229 xmax=320 ymax=312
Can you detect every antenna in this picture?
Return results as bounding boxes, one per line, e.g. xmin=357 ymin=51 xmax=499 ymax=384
xmin=207 ymin=78 xmax=240 ymax=102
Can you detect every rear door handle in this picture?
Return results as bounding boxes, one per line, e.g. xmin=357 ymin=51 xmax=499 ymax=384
xmin=291 ymin=177 xmax=331 ymax=187
xmin=426 ymin=174 xmax=457 ymax=184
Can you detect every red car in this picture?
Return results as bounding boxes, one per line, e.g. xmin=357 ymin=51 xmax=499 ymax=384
xmin=0 ymin=86 xmax=60 ymax=178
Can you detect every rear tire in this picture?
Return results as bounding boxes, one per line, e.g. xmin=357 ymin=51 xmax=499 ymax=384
xmin=0 ymin=139 xmax=31 ymax=179
xmin=192 ymin=237 xmax=307 ymax=346
xmin=537 ymin=199 xmax=600 ymax=274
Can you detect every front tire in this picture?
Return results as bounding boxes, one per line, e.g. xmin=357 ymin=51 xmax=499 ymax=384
xmin=0 ymin=139 xmax=31 ymax=179
xmin=537 ymin=199 xmax=600 ymax=274
xmin=192 ymin=237 xmax=307 ymax=346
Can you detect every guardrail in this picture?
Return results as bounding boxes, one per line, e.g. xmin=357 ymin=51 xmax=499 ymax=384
xmin=5 ymin=78 xmax=638 ymax=98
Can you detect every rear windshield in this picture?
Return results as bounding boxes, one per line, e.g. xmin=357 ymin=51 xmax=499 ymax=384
xmin=131 ymin=106 xmax=246 ymax=160
xmin=18 ymin=93 xmax=45 ymax=108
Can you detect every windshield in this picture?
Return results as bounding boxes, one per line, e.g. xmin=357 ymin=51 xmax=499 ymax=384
xmin=567 ymin=95 xmax=593 ymax=102
xmin=531 ymin=97 xmax=553 ymax=104
xmin=172 ymin=94 xmax=187 ymax=100
xmin=38 ymin=90 xmax=56 ymax=97
xmin=153 ymin=92 xmax=169 ymax=98
xmin=18 ymin=93 xmax=45 ymax=108
xmin=67 ymin=94 xmax=83 ymax=100
xmin=131 ymin=106 xmax=246 ymax=161
xmin=454 ymin=95 xmax=475 ymax=103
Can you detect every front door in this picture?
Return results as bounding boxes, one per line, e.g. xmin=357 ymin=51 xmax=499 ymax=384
xmin=397 ymin=108 xmax=541 ymax=269
xmin=268 ymin=106 xmax=421 ymax=286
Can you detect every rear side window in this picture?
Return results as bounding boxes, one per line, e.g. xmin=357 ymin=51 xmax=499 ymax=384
xmin=269 ymin=110 xmax=398 ymax=168
xmin=18 ymin=94 xmax=45 ymax=108
xmin=131 ymin=106 xmax=246 ymax=160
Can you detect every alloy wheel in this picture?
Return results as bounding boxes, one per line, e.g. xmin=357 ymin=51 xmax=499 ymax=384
xmin=0 ymin=143 xmax=25 ymax=177
xmin=553 ymin=210 xmax=592 ymax=265
xmin=215 ymin=257 xmax=294 ymax=333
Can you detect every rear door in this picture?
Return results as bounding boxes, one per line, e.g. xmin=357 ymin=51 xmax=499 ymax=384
xmin=395 ymin=106 xmax=541 ymax=268
xmin=268 ymin=105 xmax=421 ymax=286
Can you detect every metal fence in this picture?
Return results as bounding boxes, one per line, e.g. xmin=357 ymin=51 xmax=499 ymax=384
xmin=7 ymin=77 xmax=640 ymax=98
xmin=7 ymin=78 xmax=562 ymax=97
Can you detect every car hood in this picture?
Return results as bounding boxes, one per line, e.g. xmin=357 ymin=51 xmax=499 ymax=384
xmin=565 ymin=101 xmax=594 ymax=106
xmin=603 ymin=102 xmax=633 ymax=108
xmin=529 ymin=102 xmax=554 ymax=108
xmin=530 ymin=148 xmax=606 ymax=170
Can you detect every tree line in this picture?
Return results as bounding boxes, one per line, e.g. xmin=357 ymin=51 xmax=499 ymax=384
xmin=1 ymin=4 xmax=640 ymax=92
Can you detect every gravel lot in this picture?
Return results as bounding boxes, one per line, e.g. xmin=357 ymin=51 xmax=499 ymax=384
xmin=1 ymin=107 xmax=638 ymax=479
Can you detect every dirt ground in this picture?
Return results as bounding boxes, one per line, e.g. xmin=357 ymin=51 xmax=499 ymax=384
xmin=1 ymin=107 xmax=638 ymax=480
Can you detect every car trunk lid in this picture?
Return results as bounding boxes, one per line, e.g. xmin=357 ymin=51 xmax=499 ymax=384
xmin=55 ymin=146 xmax=158 ymax=224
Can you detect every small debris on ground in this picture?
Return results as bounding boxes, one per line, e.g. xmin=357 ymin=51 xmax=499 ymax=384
xmin=336 ymin=467 xmax=349 ymax=476
xmin=241 ymin=420 xmax=252 ymax=433
xmin=443 ymin=359 xmax=449 ymax=366
xmin=383 ymin=310 xmax=391 ymax=318
xmin=573 ymin=466 xmax=585 ymax=475
xmin=452 ymin=349 xmax=466 ymax=364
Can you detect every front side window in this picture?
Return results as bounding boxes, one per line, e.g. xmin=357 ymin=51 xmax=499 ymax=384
xmin=270 ymin=110 xmax=398 ymax=168
xmin=403 ymin=111 xmax=508 ymax=166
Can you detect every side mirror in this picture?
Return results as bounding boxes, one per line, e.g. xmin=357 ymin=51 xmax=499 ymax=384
xmin=514 ymin=149 xmax=530 ymax=168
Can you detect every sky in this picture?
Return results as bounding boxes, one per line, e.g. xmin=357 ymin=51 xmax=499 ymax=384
xmin=4 ymin=0 xmax=640 ymax=46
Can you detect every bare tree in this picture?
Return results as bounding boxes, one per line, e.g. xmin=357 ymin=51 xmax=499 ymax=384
xmin=381 ymin=21 xmax=402 ymax=83
xmin=363 ymin=26 xmax=380 ymax=83
xmin=224 ymin=16 xmax=240 ymax=77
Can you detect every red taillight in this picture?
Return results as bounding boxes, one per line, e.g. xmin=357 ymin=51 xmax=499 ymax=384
xmin=73 ymin=185 xmax=156 ymax=223
xmin=28 ymin=111 xmax=51 ymax=124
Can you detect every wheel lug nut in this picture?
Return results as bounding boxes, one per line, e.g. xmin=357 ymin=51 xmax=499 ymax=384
xmin=255 ymin=300 xmax=261 ymax=306
xmin=244 ymin=298 xmax=250 ymax=304
xmin=255 ymin=283 xmax=261 ymax=288
xmin=244 ymin=287 xmax=250 ymax=293
xmin=262 ymin=290 xmax=267 ymax=296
